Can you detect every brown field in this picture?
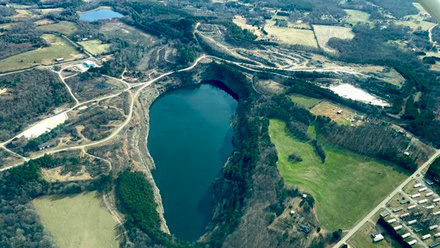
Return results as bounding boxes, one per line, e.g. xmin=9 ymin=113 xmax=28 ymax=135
xmin=100 ymin=20 xmax=157 ymax=47
xmin=34 ymin=18 xmax=55 ymax=26
xmin=313 ymin=25 xmax=354 ymax=53
xmin=233 ymin=15 xmax=263 ymax=37
xmin=310 ymin=101 xmax=363 ymax=126
xmin=41 ymin=166 xmax=93 ymax=182
xmin=264 ymin=25 xmax=318 ymax=47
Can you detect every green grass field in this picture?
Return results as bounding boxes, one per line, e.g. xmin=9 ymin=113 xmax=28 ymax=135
xmin=33 ymin=191 xmax=118 ymax=248
xmin=349 ymin=222 xmax=395 ymax=248
xmin=37 ymin=21 xmax=78 ymax=35
xmin=289 ymin=94 xmax=322 ymax=109
xmin=0 ymin=34 xmax=83 ymax=72
xmin=78 ymin=40 xmax=110 ymax=55
xmin=269 ymin=119 xmax=408 ymax=231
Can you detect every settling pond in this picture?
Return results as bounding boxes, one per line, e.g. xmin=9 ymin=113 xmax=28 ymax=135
xmin=79 ymin=8 xmax=123 ymax=22
xmin=148 ymin=84 xmax=237 ymax=241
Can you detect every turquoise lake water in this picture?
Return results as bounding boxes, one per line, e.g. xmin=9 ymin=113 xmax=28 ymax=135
xmin=148 ymin=84 xmax=237 ymax=241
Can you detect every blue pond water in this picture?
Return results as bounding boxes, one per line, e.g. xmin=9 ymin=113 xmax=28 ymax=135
xmin=79 ymin=8 xmax=123 ymax=22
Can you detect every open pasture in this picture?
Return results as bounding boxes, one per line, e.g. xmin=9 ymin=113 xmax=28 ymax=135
xmin=33 ymin=191 xmax=118 ymax=248
xmin=0 ymin=34 xmax=84 ymax=72
xmin=269 ymin=119 xmax=407 ymax=230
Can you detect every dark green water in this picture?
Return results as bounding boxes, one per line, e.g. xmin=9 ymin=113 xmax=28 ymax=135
xmin=148 ymin=84 xmax=237 ymax=241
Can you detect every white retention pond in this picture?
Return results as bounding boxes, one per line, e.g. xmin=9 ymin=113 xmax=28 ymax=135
xmin=327 ymin=83 xmax=390 ymax=107
xmin=18 ymin=112 xmax=68 ymax=139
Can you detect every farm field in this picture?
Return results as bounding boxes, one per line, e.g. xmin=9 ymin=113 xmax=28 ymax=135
xmin=268 ymin=119 xmax=408 ymax=230
xmin=11 ymin=9 xmax=38 ymax=21
xmin=289 ymin=94 xmax=322 ymax=109
xmin=37 ymin=21 xmax=78 ymax=35
xmin=78 ymin=39 xmax=110 ymax=55
xmin=313 ymin=25 xmax=354 ymax=53
xmin=264 ymin=26 xmax=318 ymax=47
xmin=32 ymin=191 xmax=118 ymax=248
xmin=0 ymin=34 xmax=83 ymax=72
xmin=395 ymin=17 xmax=436 ymax=31
xmin=344 ymin=9 xmax=370 ymax=25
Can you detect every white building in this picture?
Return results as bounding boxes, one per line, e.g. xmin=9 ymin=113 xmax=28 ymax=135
xmin=422 ymin=234 xmax=431 ymax=240
xmin=412 ymin=193 xmax=421 ymax=198
xmin=408 ymin=204 xmax=417 ymax=210
xmin=394 ymin=225 xmax=403 ymax=231
xmin=408 ymin=239 xmax=417 ymax=245
xmin=387 ymin=218 xmax=397 ymax=224
xmin=401 ymin=232 xmax=411 ymax=239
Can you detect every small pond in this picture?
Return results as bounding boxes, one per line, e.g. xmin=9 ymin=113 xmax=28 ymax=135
xmin=79 ymin=8 xmax=123 ymax=22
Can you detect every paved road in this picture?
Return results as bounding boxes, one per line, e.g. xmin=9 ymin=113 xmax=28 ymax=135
xmin=333 ymin=149 xmax=440 ymax=248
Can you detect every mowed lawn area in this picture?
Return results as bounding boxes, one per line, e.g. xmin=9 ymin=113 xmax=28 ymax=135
xmin=269 ymin=119 xmax=408 ymax=230
xmin=33 ymin=191 xmax=118 ymax=248
xmin=78 ymin=39 xmax=110 ymax=55
xmin=289 ymin=94 xmax=322 ymax=109
xmin=0 ymin=34 xmax=84 ymax=72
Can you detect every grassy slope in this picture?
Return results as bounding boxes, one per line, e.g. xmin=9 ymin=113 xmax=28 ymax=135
xmin=269 ymin=119 xmax=407 ymax=230
xmin=37 ymin=21 xmax=78 ymax=35
xmin=33 ymin=191 xmax=118 ymax=248
xmin=78 ymin=40 xmax=110 ymax=55
xmin=289 ymin=94 xmax=322 ymax=109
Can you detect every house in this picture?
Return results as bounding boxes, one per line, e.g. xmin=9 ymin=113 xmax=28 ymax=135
xmin=429 ymin=241 xmax=440 ymax=248
xmin=387 ymin=218 xmax=397 ymax=224
xmin=401 ymin=199 xmax=410 ymax=204
xmin=404 ymin=151 xmax=411 ymax=156
xmin=408 ymin=204 xmax=417 ymax=210
xmin=337 ymin=109 xmax=343 ymax=114
xmin=426 ymin=205 xmax=434 ymax=209
xmin=414 ymin=183 xmax=422 ymax=188
xmin=426 ymin=192 xmax=434 ymax=197
xmin=434 ymin=198 xmax=440 ymax=203
xmin=414 ymin=227 xmax=423 ymax=233
xmin=400 ymin=213 xmax=410 ymax=218
xmin=55 ymin=58 xmax=64 ymax=62
xmin=435 ymin=232 xmax=440 ymax=237
xmin=371 ymin=233 xmax=384 ymax=243
xmin=418 ymin=199 xmax=428 ymax=204
xmin=422 ymin=234 xmax=431 ymax=240
xmin=380 ymin=211 xmax=390 ymax=218
xmin=430 ymin=225 xmax=438 ymax=230
xmin=419 ymin=187 xmax=428 ymax=192
xmin=408 ymin=220 xmax=417 ymax=225
xmin=434 ymin=211 xmax=440 ymax=216
xmin=393 ymin=207 xmax=403 ymax=213
xmin=425 ymin=178 xmax=434 ymax=186
xmin=401 ymin=232 xmax=411 ymax=239
xmin=394 ymin=225 xmax=403 ymax=231
xmin=299 ymin=224 xmax=311 ymax=233
xmin=412 ymin=193 xmax=421 ymax=198
xmin=408 ymin=240 xmax=417 ymax=245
